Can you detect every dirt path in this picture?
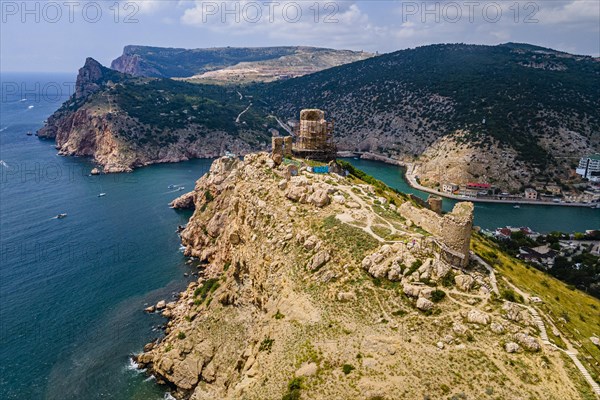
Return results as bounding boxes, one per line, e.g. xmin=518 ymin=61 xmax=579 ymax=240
xmin=501 ymin=277 xmax=600 ymax=396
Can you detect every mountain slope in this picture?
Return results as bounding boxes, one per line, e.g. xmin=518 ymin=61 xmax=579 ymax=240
xmin=111 ymin=45 xmax=372 ymax=80
xmin=38 ymin=58 xmax=273 ymax=172
xmin=257 ymin=43 xmax=600 ymax=190
xmin=42 ymin=43 xmax=600 ymax=189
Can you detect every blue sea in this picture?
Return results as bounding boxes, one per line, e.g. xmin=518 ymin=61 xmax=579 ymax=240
xmin=0 ymin=73 xmax=597 ymax=400
xmin=0 ymin=73 xmax=212 ymax=399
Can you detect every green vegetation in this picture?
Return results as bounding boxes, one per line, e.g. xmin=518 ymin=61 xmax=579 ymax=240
xmin=259 ymin=337 xmax=274 ymax=352
xmin=501 ymin=289 xmax=524 ymax=303
xmin=115 ymin=45 xmax=302 ymax=78
xmin=472 ymin=233 xmax=600 ymax=381
xmin=341 ymin=364 xmax=355 ymax=375
xmin=177 ymin=331 xmax=186 ymax=340
xmin=282 ymin=377 xmax=303 ymax=400
xmin=406 ymin=259 xmax=423 ymax=276
xmin=274 ymin=310 xmax=285 ymax=320
xmin=319 ymin=215 xmax=379 ymax=262
xmin=430 ymin=289 xmax=446 ymax=303
xmin=194 ymin=278 xmax=220 ymax=303
xmin=259 ymin=43 xmax=600 ymax=171
xmin=493 ymin=230 xmax=600 ymax=298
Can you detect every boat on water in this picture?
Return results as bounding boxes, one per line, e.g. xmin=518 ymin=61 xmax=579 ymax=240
xmin=98 ymin=193 xmax=106 ymax=197
xmin=26 ymin=131 xmax=33 ymax=136
xmin=176 ymin=186 xmax=185 ymax=191
xmin=55 ymin=213 xmax=67 ymax=219
xmin=168 ymin=184 xmax=176 ymax=189
xmin=513 ymin=205 xmax=520 ymax=209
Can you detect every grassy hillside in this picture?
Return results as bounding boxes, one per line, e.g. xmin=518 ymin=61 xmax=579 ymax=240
xmin=255 ymin=43 xmax=600 ymax=185
xmin=472 ymin=233 xmax=600 ymax=386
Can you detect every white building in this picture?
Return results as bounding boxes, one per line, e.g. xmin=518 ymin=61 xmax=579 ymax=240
xmin=576 ymin=154 xmax=600 ymax=182
xmin=524 ymin=188 xmax=537 ymax=200
xmin=442 ymin=183 xmax=459 ymax=194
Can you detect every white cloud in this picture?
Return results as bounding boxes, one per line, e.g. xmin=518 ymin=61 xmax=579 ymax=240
xmin=179 ymin=1 xmax=388 ymax=50
xmin=536 ymin=0 xmax=600 ymax=24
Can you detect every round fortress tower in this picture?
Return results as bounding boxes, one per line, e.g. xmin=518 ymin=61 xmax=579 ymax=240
xmin=293 ymin=109 xmax=336 ymax=161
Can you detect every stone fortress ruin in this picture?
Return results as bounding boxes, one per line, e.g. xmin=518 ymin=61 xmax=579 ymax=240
xmin=271 ymin=108 xmax=473 ymax=268
xmin=272 ymin=109 xmax=336 ymax=163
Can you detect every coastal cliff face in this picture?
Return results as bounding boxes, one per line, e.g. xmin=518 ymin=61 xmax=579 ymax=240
xmin=37 ymin=58 xmax=269 ymax=173
xmin=136 ymin=153 xmax=586 ymax=400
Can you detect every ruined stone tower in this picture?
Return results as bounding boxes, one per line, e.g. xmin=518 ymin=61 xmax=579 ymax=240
xmin=292 ymin=109 xmax=336 ymax=161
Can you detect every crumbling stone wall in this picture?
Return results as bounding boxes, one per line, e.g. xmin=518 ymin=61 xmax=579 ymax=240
xmin=399 ymin=201 xmax=474 ymax=267
xmin=272 ymin=136 xmax=293 ymax=164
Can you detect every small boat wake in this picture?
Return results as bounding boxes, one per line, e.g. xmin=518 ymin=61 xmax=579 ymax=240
xmin=51 ymin=213 xmax=68 ymax=219
xmin=0 ymin=160 xmax=9 ymax=168
xmin=28 ymin=105 xmax=34 ymax=109
xmin=165 ymin=186 xmax=185 ymax=194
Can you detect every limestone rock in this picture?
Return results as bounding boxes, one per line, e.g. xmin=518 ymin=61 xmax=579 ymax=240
xmin=452 ymin=322 xmax=469 ymax=336
xmin=416 ymin=297 xmax=434 ymax=311
xmin=308 ymin=189 xmax=330 ymax=207
xmin=156 ymin=300 xmax=166 ymax=310
xmin=286 ymin=185 xmax=306 ymax=203
xmin=403 ymin=284 xmax=422 ymax=298
xmin=505 ymin=342 xmax=521 ymax=353
xmin=303 ymin=235 xmax=319 ymax=250
xmin=332 ymin=195 xmax=346 ymax=204
xmin=337 ymin=292 xmax=357 ymax=302
xmin=490 ymin=322 xmax=505 ymax=334
xmin=502 ymin=302 xmax=532 ymax=325
xmin=514 ymin=332 xmax=541 ymax=352
xmin=466 ymin=309 xmax=491 ymax=325
xmin=455 ymin=274 xmax=474 ymax=291
xmin=307 ymin=251 xmax=331 ymax=271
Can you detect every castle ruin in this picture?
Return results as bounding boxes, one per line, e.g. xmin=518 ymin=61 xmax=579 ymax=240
xmin=399 ymin=201 xmax=474 ymax=267
xmin=292 ymin=109 xmax=336 ymax=161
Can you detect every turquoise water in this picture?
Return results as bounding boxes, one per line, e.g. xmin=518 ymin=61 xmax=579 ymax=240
xmin=340 ymin=159 xmax=599 ymax=233
xmin=0 ymin=74 xmax=212 ymax=399
xmin=0 ymin=74 xmax=597 ymax=400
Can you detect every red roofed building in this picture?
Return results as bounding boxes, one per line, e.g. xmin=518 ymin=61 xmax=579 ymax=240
xmin=467 ymin=182 xmax=492 ymax=190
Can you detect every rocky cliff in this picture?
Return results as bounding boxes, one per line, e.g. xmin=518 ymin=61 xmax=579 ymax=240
xmin=135 ymin=153 xmax=589 ymax=400
xmin=37 ymin=58 xmax=270 ymax=173
xmin=111 ymin=45 xmax=372 ymax=79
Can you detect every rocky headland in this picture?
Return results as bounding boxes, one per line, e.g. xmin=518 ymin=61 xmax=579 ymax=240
xmin=135 ymin=153 xmax=589 ymax=400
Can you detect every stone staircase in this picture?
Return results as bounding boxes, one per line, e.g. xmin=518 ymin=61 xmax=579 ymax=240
xmin=528 ymin=308 xmax=550 ymax=344
xmin=565 ymin=350 xmax=600 ymax=396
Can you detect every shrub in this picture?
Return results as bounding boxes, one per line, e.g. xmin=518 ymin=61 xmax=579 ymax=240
xmin=282 ymin=377 xmax=303 ymax=400
xmin=194 ymin=278 xmax=220 ymax=302
xmin=501 ymin=289 xmax=523 ymax=303
xmin=407 ymin=259 xmax=423 ymax=275
xmin=274 ymin=310 xmax=285 ymax=320
xmin=342 ymin=364 xmax=355 ymax=375
xmin=431 ymin=289 xmax=446 ymax=303
xmin=259 ymin=337 xmax=274 ymax=352
xmin=441 ymin=271 xmax=455 ymax=287
xmin=177 ymin=331 xmax=186 ymax=340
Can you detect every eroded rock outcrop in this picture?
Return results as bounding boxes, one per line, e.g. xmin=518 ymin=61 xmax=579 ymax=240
xmin=135 ymin=153 xmax=579 ymax=400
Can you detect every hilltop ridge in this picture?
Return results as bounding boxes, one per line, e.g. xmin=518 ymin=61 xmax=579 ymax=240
xmin=133 ymin=153 xmax=600 ymax=399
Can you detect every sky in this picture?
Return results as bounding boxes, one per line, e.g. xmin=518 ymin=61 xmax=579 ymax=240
xmin=1 ymin=0 xmax=599 ymax=73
